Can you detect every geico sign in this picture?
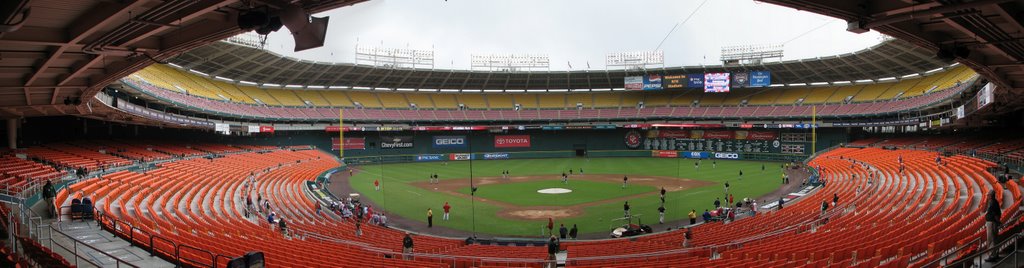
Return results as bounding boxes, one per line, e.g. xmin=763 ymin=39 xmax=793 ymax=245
xmin=714 ymin=153 xmax=739 ymax=159
xmin=436 ymin=138 xmax=464 ymax=145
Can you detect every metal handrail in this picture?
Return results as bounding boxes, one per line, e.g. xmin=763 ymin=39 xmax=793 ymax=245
xmin=47 ymin=224 xmax=140 ymax=268
xmin=213 ymin=254 xmax=234 ymax=267
xmin=149 ymin=234 xmax=177 ymax=257
xmin=177 ymin=243 xmax=216 ymax=268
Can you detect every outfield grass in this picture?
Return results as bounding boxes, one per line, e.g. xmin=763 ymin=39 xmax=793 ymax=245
xmin=456 ymin=180 xmax=656 ymax=206
xmin=348 ymin=157 xmax=785 ymax=236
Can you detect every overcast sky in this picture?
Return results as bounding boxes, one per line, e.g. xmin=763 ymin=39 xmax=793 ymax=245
xmin=255 ymin=0 xmax=884 ymax=70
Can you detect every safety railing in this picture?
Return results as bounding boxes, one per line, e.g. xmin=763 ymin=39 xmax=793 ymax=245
xmin=43 ymin=223 xmax=139 ymax=268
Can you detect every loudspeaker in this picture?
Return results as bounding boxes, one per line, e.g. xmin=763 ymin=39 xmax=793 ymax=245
xmin=244 ymin=251 xmax=265 ymax=268
xmin=237 ymin=11 xmax=269 ymax=30
xmin=278 ymin=7 xmax=329 ymax=52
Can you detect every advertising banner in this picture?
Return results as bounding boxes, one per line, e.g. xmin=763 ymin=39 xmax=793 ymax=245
xmin=732 ymin=72 xmax=749 ymax=88
xmin=749 ymin=71 xmax=771 ymax=87
xmin=680 ymin=151 xmax=709 ymax=159
xmin=978 ymin=82 xmax=994 ymax=108
xmin=748 ymin=131 xmax=778 ymax=141
xmin=624 ymin=76 xmax=643 ymax=90
xmin=643 ymin=74 xmax=663 ymax=90
xmin=955 ymin=105 xmax=965 ymax=119
xmin=380 ymin=136 xmax=414 ymax=149
xmin=494 ymin=135 xmax=531 ymax=148
xmin=433 ymin=136 xmax=467 ymax=149
xmin=331 ymin=138 xmax=366 ymax=150
xmin=259 ymin=126 xmax=275 ymax=133
xmin=703 ymin=130 xmax=735 ymax=139
xmin=344 ymin=138 xmax=366 ymax=150
xmin=713 ymin=152 xmax=741 ymax=159
xmin=416 ymin=154 xmax=445 ymax=162
xmin=483 ymin=153 xmax=510 ymax=160
xmin=703 ymin=73 xmax=731 ymax=92
xmin=652 ymin=150 xmax=679 ymax=158
xmin=449 ymin=153 xmax=473 ymax=161
xmin=646 ymin=130 xmax=690 ymax=138
xmin=687 ymin=74 xmax=704 ymax=88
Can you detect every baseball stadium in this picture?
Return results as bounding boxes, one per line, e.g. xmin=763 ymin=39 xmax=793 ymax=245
xmin=0 ymin=0 xmax=1023 ymax=267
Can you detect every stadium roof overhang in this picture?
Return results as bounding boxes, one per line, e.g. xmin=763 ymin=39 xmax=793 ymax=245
xmin=0 ymin=0 xmax=365 ymax=118
xmin=167 ymin=38 xmax=953 ymax=92
xmin=760 ymin=0 xmax=1024 ymax=113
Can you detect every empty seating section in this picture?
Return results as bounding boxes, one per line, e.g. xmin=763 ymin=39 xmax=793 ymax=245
xmin=210 ymin=81 xmax=257 ymax=104
xmin=592 ymin=93 xmax=620 ymax=108
xmin=374 ymin=92 xmax=408 ymax=108
xmin=293 ymin=90 xmax=329 ymax=106
xmin=802 ymin=87 xmax=834 ymax=104
xmin=453 ymin=94 xmax=483 ymax=109
xmin=320 ymin=91 xmax=353 ymax=106
xmin=746 ymin=89 xmax=782 ymax=105
xmin=84 ymin=140 xmax=174 ymax=162
xmin=32 ymin=137 xmax=1011 ymax=268
xmin=264 ymin=89 xmax=305 ymax=106
xmin=485 ymin=94 xmax=514 ymax=109
xmin=23 ymin=144 xmax=133 ymax=171
xmin=122 ymin=64 xmax=977 ymax=120
xmin=566 ymin=93 xmax=593 ymax=108
xmin=405 ymin=93 xmax=437 ymax=109
xmin=430 ymin=94 xmax=459 ymax=109
xmin=0 ymin=156 xmax=65 ymax=194
xmin=851 ymin=83 xmax=893 ymax=102
xmin=537 ymin=94 xmax=565 ymax=108
xmin=237 ymin=87 xmax=282 ymax=106
xmin=346 ymin=91 xmax=383 ymax=108
xmin=774 ymin=88 xmax=811 ymax=104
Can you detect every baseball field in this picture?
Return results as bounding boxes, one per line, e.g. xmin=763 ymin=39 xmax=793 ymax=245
xmin=348 ymin=157 xmax=785 ymax=236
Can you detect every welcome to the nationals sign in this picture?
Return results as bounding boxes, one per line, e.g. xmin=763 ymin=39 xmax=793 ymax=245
xmin=494 ymin=135 xmax=531 ymax=148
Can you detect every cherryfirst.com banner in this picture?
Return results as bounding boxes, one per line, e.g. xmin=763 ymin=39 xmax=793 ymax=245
xmin=494 ymin=135 xmax=531 ymax=148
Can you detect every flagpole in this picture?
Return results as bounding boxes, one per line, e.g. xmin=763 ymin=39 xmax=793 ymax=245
xmin=812 ymin=106 xmax=817 ymax=154
xmin=469 ymin=131 xmax=476 ymax=236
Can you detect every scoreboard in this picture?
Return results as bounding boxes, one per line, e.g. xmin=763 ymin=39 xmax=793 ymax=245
xmin=663 ymin=75 xmax=687 ymax=89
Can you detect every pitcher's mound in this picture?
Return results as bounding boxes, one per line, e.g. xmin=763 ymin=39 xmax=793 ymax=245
xmin=537 ymin=188 xmax=573 ymax=194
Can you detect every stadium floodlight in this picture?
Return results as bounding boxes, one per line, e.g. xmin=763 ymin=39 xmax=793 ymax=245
xmin=167 ymin=63 xmax=183 ymax=68
xmin=855 ymin=79 xmax=873 ymax=83
xmin=925 ymin=68 xmax=944 ymax=74
xmin=239 ymin=80 xmax=258 ymax=85
xmin=901 ymin=73 xmax=920 ymax=78
xmin=225 ymin=32 xmax=265 ymax=49
xmin=809 ymin=82 xmax=829 ymax=86
xmin=353 ymin=86 xmax=371 ymax=90
xmin=263 ymin=83 xmax=280 ymax=87
xmin=470 ymin=53 xmax=549 ymax=71
xmin=769 ymin=84 xmax=785 ymax=87
xmin=355 ymin=45 xmax=435 ymax=69
xmin=605 ymin=50 xmax=664 ymax=70
xmin=307 ymin=85 xmax=325 ymax=89
xmin=720 ymin=44 xmax=784 ymax=65
xmin=285 ymin=84 xmax=303 ymax=88
xmin=833 ymin=81 xmax=851 ymax=85
xmin=878 ymin=77 xmax=897 ymax=81
xmin=329 ymin=85 xmax=348 ymax=89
